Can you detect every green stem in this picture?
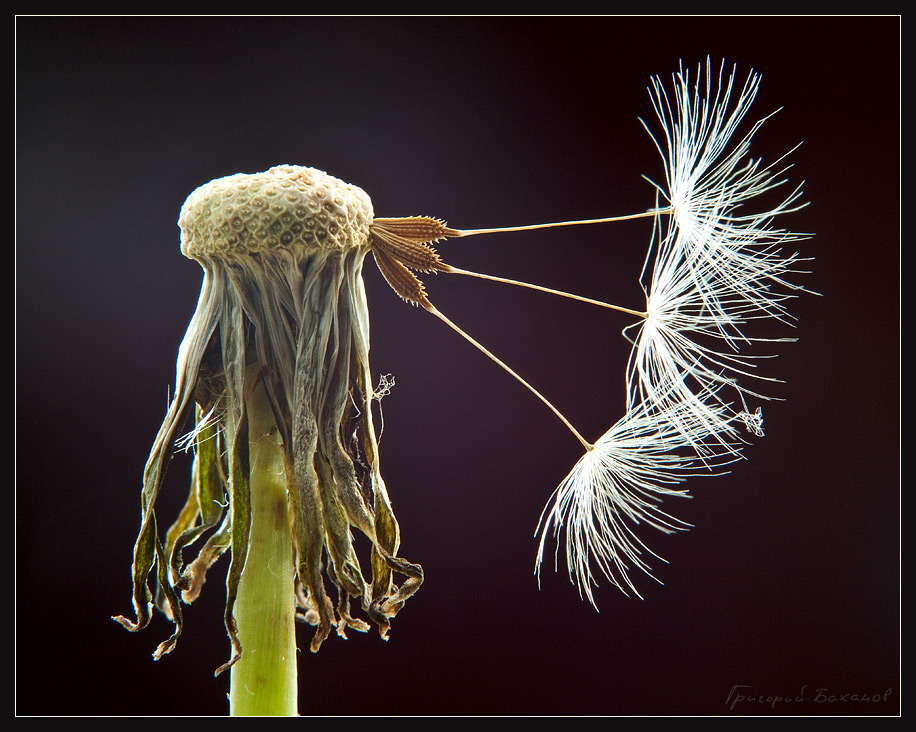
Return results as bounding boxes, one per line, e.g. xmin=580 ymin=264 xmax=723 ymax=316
xmin=229 ymin=369 xmax=298 ymax=716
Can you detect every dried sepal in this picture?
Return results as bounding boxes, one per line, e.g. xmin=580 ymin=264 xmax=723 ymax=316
xmin=162 ymin=406 xmax=228 ymax=606
xmin=113 ymin=266 xmax=224 ymax=655
xmin=152 ymin=534 xmax=183 ymax=660
xmin=215 ymin=404 xmax=251 ymax=677
xmin=178 ymin=511 xmax=232 ymax=605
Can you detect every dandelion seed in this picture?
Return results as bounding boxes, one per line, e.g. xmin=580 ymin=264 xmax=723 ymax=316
xmin=535 ymin=398 xmax=739 ymax=604
xmin=628 ymin=58 xmax=811 ymax=444
xmin=533 ymin=60 xmax=811 ymax=602
xmin=641 ymin=58 xmax=811 ymax=332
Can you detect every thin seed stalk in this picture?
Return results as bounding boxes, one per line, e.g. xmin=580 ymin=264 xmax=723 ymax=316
xmin=229 ymin=367 xmax=297 ymax=716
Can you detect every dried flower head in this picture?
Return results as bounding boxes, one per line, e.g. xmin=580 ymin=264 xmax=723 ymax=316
xmin=114 ymin=166 xmax=424 ymax=670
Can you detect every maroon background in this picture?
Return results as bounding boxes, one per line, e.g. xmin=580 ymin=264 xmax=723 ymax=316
xmin=17 ymin=16 xmax=899 ymax=716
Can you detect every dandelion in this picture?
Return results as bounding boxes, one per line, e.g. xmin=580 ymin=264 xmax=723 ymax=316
xmin=114 ymin=166 xmax=425 ymax=715
xmin=116 ymin=59 xmax=811 ymax=715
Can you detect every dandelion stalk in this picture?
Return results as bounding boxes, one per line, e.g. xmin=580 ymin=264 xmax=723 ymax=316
xmin=228 ymin=363 xmax=297 ymax=717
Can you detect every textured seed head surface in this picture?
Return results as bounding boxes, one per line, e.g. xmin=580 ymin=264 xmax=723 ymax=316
xmin=178 ymin=165 xmax=374 ymax=260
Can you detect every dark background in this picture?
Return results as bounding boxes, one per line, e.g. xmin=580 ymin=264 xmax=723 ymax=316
xmin=16 ymin=16 xmax=899 ymax=716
